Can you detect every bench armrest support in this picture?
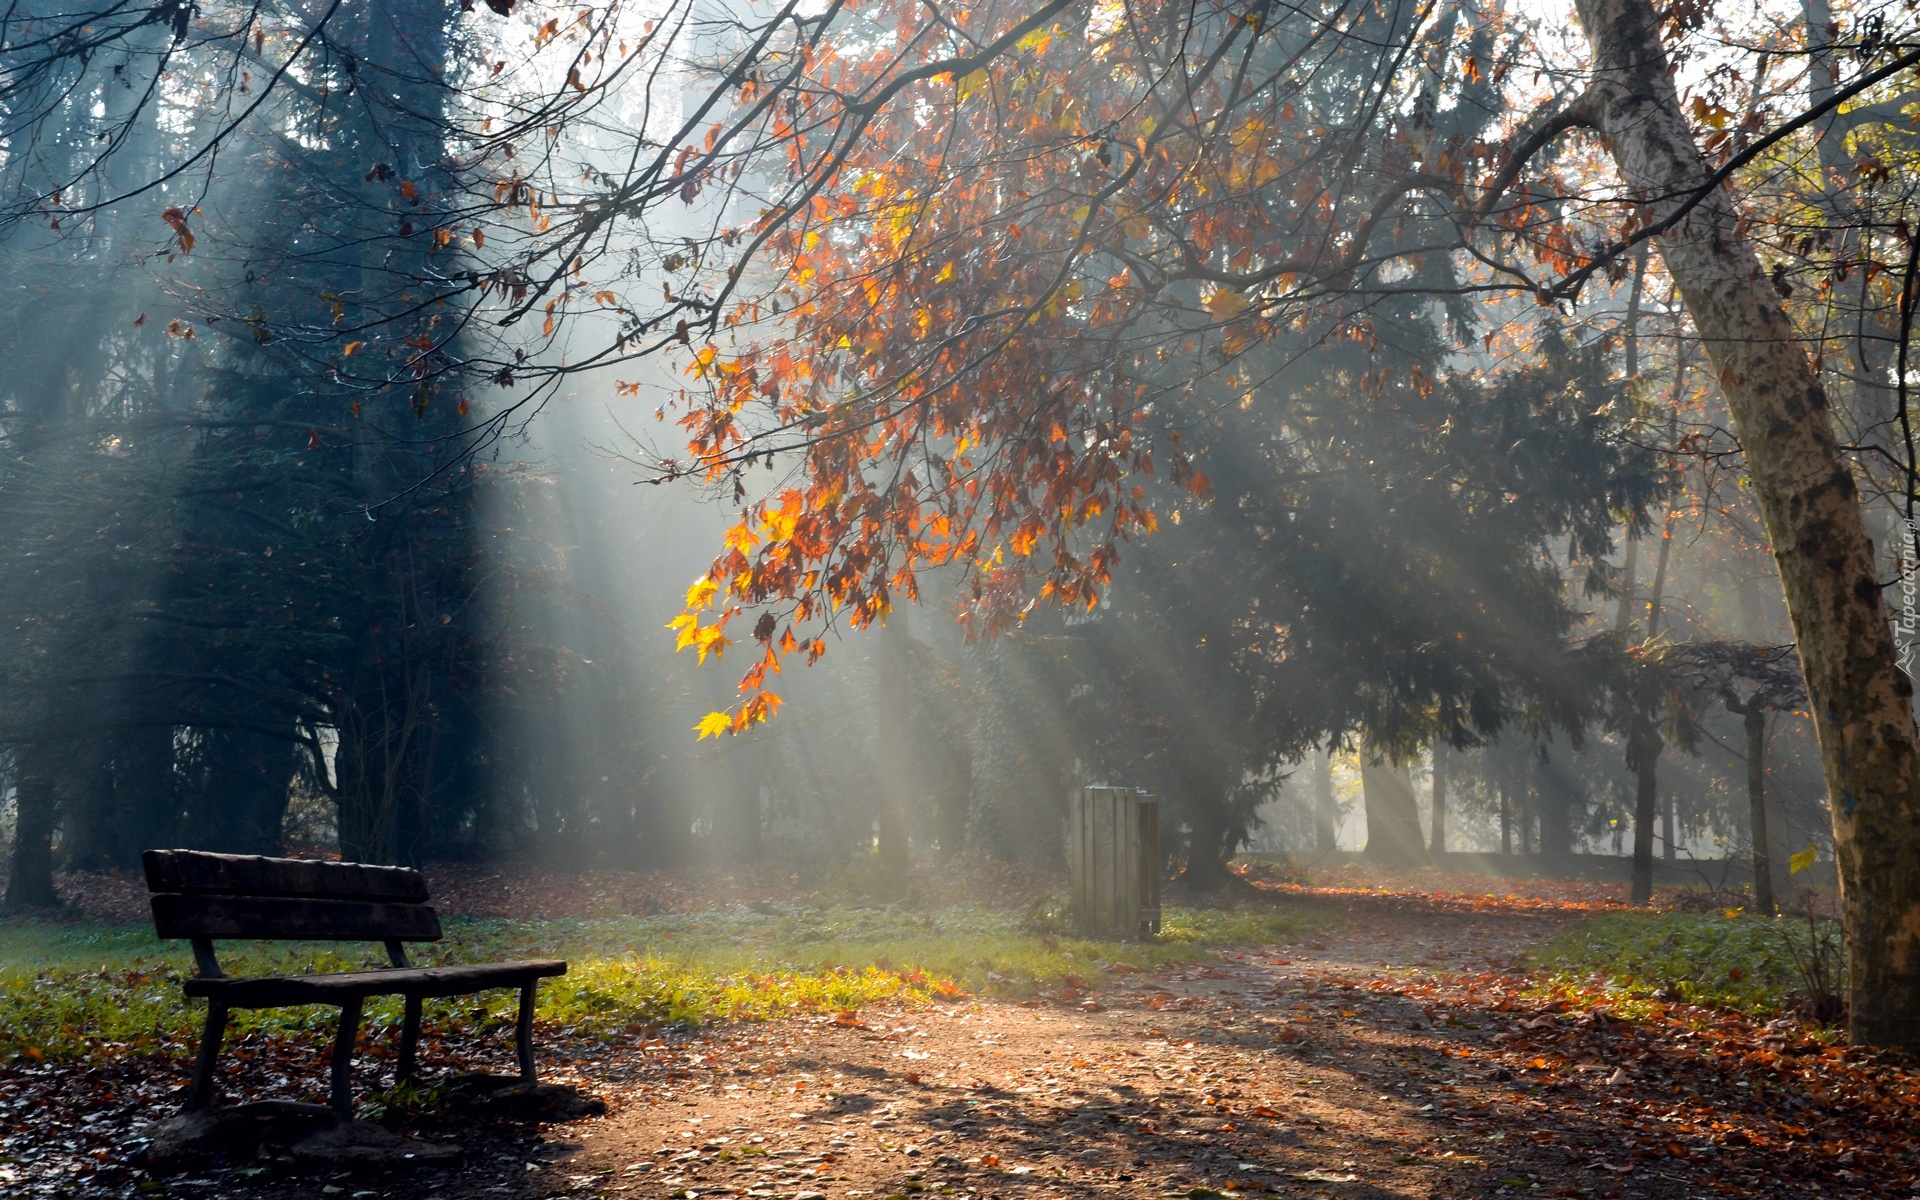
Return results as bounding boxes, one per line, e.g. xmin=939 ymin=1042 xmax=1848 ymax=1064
xmin=190 ymin=938 xmax=223 ymax=979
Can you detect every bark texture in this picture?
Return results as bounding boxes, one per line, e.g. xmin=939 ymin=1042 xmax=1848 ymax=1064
xmin=1574 ymin=0 xmax=1920 ymax=1046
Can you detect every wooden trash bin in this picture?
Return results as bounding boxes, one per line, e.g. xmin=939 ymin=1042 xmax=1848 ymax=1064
xmin=1067 ymin=786 xmax=1162 ymax=939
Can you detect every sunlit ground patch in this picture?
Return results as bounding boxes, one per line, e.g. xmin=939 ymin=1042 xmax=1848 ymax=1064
xmin=0 ymin=901 xmax=1316 ymax=1063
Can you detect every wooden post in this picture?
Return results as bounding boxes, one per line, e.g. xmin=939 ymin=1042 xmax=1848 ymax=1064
xmin=186 ymin=1000 xmax=229 ymax=1111
xmin=397 ymin=994 xmax=423 ymax=1084
xmin=516 ymin=984 xmax=539 ymax=1083
xmin=331 ymin=998 xmax=362 ymax=1119
xmin=1068 ymin=787 xmax=1160 ymax=939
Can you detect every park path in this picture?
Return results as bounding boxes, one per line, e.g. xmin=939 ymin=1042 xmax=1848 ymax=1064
xmin=484 ymin=900 xmax=1790 ymax=1200
xmin=22 ymin=890 xmax=1909 ymax=1199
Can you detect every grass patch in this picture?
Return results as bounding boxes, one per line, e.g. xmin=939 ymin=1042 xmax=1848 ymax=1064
xmin=1529 ymin=909 xmax=1843 ymax=1019
xmin=0 ymin=901 xmax=1313 ymax=1063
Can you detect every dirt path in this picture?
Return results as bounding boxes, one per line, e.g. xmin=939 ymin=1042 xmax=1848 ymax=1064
xmin=521 ymin=903 xmax=1573 ymax=1200
xmin=21 ymin=895 xmax=1913 ymax=1199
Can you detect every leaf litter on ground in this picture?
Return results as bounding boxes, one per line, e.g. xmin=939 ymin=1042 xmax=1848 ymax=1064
xmin=2 ymin=862 xmax=1915 ymax=1200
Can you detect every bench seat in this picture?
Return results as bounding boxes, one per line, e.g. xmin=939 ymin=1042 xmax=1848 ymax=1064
xmin=143 ymin=849 xmax=570 ymax=1117
xmin=183 ymin=959 xmax=567 ymax=1007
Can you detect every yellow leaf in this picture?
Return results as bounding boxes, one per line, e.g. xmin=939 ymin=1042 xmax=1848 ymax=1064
xmin=956 ymin=68 xmax=987 ymax=100
xmin=694 ymin=711 xmax=732 ymax=740
xmin=1016 ymin=27 xmax=1052 ymax=53
xmin=694 ymin=624 xmax=731 ymax=664
xmin=1789 ymin=844 xmax=1818 ymax=875
xmin=685 ymin=577 xmax=720 ymax=609
xmin=1690 ymin=96 xmax=1733 ymax=130
xmin=1206 ymin=287 xmax=1247 ymax=320
xmin=342 ymin=341 xmax=364 ymax=356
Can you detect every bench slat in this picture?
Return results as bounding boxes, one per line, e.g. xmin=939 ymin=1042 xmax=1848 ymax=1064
xmin=151 ymin=894 xmax=444 ymax=942
xmin=143 ymin=849 xmax=430 ymax=903
xmin=181 ymin=960 xmax=568 ymax=1007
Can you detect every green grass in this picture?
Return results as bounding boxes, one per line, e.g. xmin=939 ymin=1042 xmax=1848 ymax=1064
xmin=1528 ymin=909 xmax=1841 ymax=1018
xmin=0 ymin=901 xmax=1313 ymax=1063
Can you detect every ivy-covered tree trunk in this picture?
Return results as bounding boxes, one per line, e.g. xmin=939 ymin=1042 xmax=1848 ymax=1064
xmin=1575 ymin=0 xmax=1920 ymax=1046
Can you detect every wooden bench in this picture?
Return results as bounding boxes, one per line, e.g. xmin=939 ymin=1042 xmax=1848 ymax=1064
xmin=144 ymin=849 xmax=567 ymax=1118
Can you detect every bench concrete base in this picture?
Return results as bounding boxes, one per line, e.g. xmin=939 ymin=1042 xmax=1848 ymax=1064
xmin=139 ymin=1103 xmax=463 ymax=1172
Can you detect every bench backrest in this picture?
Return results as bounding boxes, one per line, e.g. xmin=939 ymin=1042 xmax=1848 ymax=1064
xmin=143 ymin=850 xmax=443 ymax=976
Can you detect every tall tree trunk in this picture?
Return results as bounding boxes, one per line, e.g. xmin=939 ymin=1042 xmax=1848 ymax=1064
xmin=1575 ymin=0 xmax=1920 ymax=1047
xmin=1614 ymin=538 xmax=1640 ymax=634
xmin=4 ymin=745 xmax=61 ymax=910
xmin=1429 ymin=745 xmax=1447 ymax=856
xmin=1735 ymin=698 xmax=1778 ymax=916
xmin=1499 ymin=777 xmax=1512 ymax=857
xmin=875 ymin=606 xmax=912 ymax=881
xmin=1362 ymin=759 xmax=1428 ymax=866
xmin=1801 ymin=0 xmax=1898 ymax=440
xmin=1313 ymin=746 xmax=1337 ymax=853
xmin=1629 ymin=724 xmax=1663 ymax=904
xmin=1534 ymin=747 xmax=1577 ymax=860
xmin=1183 ymin=780 xmax=1234 ymax=889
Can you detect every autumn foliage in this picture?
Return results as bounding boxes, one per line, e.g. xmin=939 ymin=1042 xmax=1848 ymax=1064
xmin=665 ymin=0 xmax=1587 ymax=734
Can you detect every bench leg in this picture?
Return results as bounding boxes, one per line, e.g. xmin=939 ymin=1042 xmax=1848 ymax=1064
xmin=186 ymin=1000 xmax=229 ymax=1112
xmin=331 ymin=998 xmax=362 ymax=1120
xmin=397 ymin=993 xmax=423 ymax=1085
xmin=515 ymin=983 xmax=538 ymax=1084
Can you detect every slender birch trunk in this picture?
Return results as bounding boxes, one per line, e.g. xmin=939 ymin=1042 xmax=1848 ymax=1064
xmin=1575 ymin=0 xmax=1920 ymax=1047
